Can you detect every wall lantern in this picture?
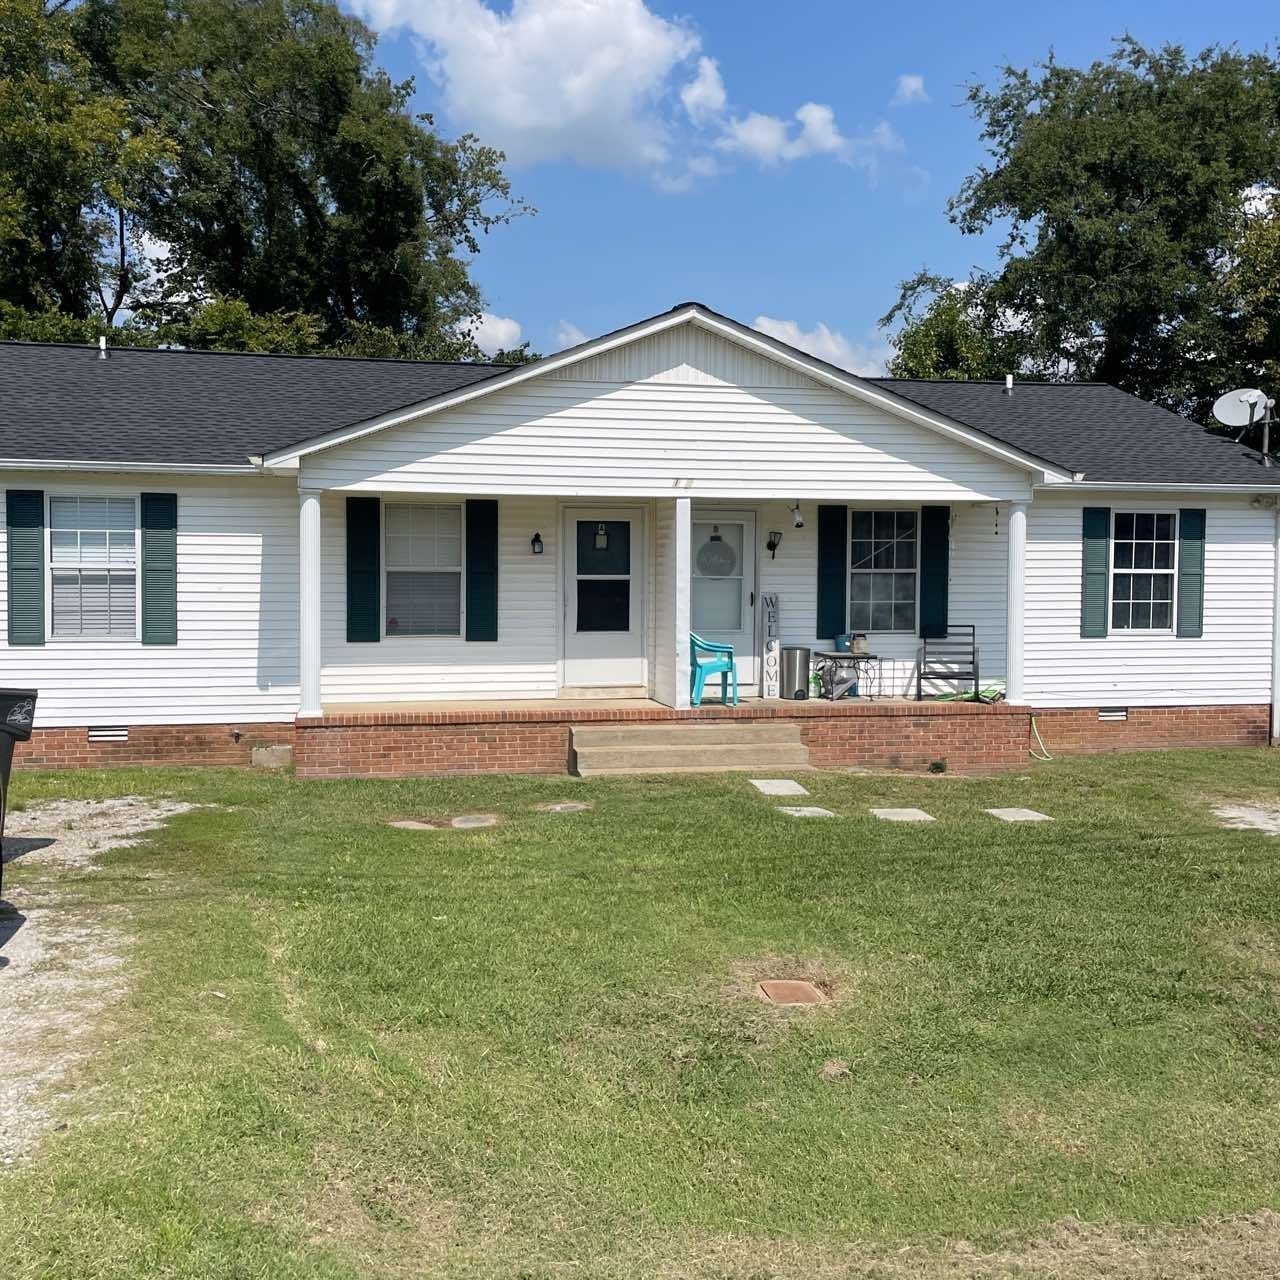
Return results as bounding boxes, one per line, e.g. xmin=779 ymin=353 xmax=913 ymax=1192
xmin=531 ymin=532 xmax=544 ymax=555
xmin=765 ymin=530 xmax=783 ymax=560
xmin=594 ymin=522 xmax=609 ymax=550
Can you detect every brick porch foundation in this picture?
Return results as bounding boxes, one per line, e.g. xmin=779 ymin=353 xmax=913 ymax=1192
xmin=293 ymin=700 xmax=1031 ymax=778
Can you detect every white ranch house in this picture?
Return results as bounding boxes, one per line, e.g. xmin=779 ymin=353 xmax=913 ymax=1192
xmin=3 ymin=302 xmax=1278 ymax=776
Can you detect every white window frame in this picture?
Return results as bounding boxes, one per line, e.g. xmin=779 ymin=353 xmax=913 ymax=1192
xmin=847 ymin=506 xmax=921 ymax=635
xmin=45 ymin=493 xmax=141 ymax=643
xmin=381 ymin=499 xmax=466 ymax=639
xmin=1109 ymin=509 xmax=1178 ymax=634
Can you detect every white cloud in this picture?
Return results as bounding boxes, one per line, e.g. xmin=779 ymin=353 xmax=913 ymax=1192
xmin=351 ymin=0 xmax=914 ymax=191
xmin=471 ymin=311 xmax=523 ymax=354
xmin=353 ymin=0 xmax=696 ymax=170
xmin=718 ymin=104 xmax=903 ymax=177
xmin=680 ymin=55 xmax=726 ymax=125
xmin=890 ymin=74 xmax=930 ymax=107
xmin=752 ymin=315 xmax=893 ymax=377
xmin=554 ymin=319 xmax=588 ymax=348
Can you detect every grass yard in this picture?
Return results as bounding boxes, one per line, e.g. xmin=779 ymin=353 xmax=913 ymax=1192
xmin=4 ymin=751 xmax=1280 ymax=1277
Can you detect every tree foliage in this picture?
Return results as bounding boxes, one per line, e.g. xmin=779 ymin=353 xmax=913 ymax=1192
xmin=0 ymin=0 xmax=530 ymax=359
xmin=886 ymin=38 xmax=1280 ymax=417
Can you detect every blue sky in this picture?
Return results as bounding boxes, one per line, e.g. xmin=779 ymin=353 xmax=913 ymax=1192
xmin=344 ymin=0 xmax=1277 ymax=370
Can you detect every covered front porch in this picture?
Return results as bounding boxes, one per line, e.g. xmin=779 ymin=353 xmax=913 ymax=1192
xmin=293 ymin=491 xmax=1030 ymax=720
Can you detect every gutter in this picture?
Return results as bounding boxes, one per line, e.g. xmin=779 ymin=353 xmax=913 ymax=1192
xmin=0 ymin=458 xmax=260 ymax=475
xmin=1036 ymin=479 xmax=1280 ymax=494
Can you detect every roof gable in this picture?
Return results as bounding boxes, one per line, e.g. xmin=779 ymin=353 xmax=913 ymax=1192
xmin=262 ymin=304 xmax=1072 ymax=481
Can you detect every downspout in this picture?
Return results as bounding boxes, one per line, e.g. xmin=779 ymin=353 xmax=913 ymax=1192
xmin=1272 ymin=504 xmax=1280 ymax=744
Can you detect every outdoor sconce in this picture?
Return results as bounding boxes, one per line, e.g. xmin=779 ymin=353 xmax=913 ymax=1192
xmin=594 ymin=522 xmax=608 ymax=550
xmin=530 ymin=532 xmax=544 ymax=555
xmin=765 ymin=530 xmax=783 ymax=559
xmin=790 ymin=502 xmax=804 ymax=529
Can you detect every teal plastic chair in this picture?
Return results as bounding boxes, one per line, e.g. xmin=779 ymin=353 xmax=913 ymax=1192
xmin=690 ymin=632 xmax=739 ymax=706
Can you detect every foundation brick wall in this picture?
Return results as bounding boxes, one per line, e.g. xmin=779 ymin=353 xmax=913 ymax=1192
xmin=14 ymin=722 xmax=295 ymax=770
xmin=12 ymin=703 xmax=1273 ymax=777
xmin=1029 ymin=704 xmax=1270 ymax=755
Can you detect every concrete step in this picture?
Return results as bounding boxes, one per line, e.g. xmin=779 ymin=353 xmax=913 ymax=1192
xmin=575 ymin=761 xmax=816 ymax=778
xmin=571 ymin=721 xmax=802 ymax=749
xmin=572 ymin=739 xmax=811 ymax=777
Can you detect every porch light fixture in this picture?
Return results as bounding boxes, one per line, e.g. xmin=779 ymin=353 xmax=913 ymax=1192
xmin=765 ymin=530 xmax=783 ymax=559
xmin=594 ymin=523 xmax=608 ymax=550
xmin=530 ymin=532 xmax=544 ymax=555
xmin=790 ymin=502 xmax=804 ymax=530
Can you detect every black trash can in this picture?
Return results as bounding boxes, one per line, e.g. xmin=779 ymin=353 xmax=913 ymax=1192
xmin=780 ymin=646 xmax=811 ymax=700
xmin=0 ymin=689 xmax=37 ymax=897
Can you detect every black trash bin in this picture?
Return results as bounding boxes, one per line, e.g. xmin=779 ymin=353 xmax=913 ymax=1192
xmin=0 ymin=688 xmax=37 ymax=897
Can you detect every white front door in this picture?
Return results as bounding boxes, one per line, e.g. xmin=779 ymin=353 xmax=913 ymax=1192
xmin=562 ymin=507 xmax=647 ymax=689
xmin=691 ymin=510 xmax=757 ymax=688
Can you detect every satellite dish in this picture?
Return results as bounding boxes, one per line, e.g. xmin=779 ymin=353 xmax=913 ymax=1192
xmin=1212 ymin=388 xmax=1268 ymax=428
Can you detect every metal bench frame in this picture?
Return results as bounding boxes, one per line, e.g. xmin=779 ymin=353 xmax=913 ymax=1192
xmin=916 ymin=625 xmax=980 ymax=701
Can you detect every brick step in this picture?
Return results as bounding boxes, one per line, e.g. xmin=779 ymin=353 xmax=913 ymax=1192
xmin=570 ymin=721 xmax=802 ymax=749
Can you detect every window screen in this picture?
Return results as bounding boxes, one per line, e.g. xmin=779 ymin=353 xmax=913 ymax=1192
xmin=49 ymin=496 xmax=137 ymax=637
xmin=1111 ymin=512 xmax=1176 ymax=630
xmin=849 ymin=509 xmax=917 ymax=632
xmin=384 ymin=504 xmax=463 ymax=636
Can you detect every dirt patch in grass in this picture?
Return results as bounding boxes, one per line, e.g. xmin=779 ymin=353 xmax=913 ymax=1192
xmin=631 ymin=1211 xmax=1280 ymax=1279
xmin=1212 ymin=802 xmax=1280 ymax=834
xmin=290 ymin=1153 xmax=462 ymax=1279
xmin=0 ymin=796 xmax=195 ymax=1163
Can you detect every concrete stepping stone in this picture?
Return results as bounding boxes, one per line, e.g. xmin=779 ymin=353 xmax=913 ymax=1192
xmin=986 ymin=807 xmax=1052 ymax=823
xmin=536 ymin=801 xmax=592 ymax=814
xmin=869 ymin=808 xmax=935 ymax=823
xmin=751 ymin=779 xmax=810 ymax=797
xmin=777 ymin=805 xmax=835 ymax=819
xmin=450 ymin=813 xmax=501 ymax=829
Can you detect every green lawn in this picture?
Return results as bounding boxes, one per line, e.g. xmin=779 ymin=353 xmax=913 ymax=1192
xmin=4 ymin=752 xmax=1280 ymax=1277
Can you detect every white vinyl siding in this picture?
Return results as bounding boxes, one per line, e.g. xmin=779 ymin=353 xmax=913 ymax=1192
xmin=1025 ymin=492 xmax=1274 ymax=706
xmin=0 ymin=474 xmax=299 ymax=727
xmin=300 ymin=330 xmax=1032 ymax=503
xmin=48 ymin=495 xmax=137 ymax=637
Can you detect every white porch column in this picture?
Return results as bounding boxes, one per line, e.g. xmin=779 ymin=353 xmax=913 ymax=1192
xmin=1006 ymin=501 xmax=1028 ymax=704
xmin=298 ymin=487 xmax=323 ymax=718
xmin=672 ymin=497 xmax=692 ymax=709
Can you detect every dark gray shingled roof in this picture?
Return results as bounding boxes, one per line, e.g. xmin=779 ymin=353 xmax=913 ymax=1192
xmin=0 ymin=341 xmax=508 ymax=466
xmin=3 ymin=326 xmax=1278 ymax=486
xmin=867 ymin=378 xmax=1280 ymax=486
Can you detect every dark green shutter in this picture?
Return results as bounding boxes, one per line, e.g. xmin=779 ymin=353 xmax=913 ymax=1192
xmin=918 ymin=505 xmax=950 ymax=638
xmin=6 ymin=489 xmax=44 ymax=646
xmin=816 ymin=505 xmax=848 ymax=641
xmin=1081 ymin=506 xmax=1111 ymax=638
xmin=140 ymin=493 xmax=178 ymax=645
xmin=1176 ymin=508 xmax=1206 ymax=638
xmin=346 ymin=496 xmax=381 ymax=643
xmin=465 ymin=499 xmax=498 ymax=642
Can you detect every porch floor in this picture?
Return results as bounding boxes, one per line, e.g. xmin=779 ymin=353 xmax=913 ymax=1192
xmin=319 ymin=694 xmax=919 ymax=716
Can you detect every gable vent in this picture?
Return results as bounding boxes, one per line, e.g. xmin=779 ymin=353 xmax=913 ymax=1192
xmin=1097 ymin=707 xmax=1128 ymax=722
xmin=87 ymin=725 xmax=129 ymax=743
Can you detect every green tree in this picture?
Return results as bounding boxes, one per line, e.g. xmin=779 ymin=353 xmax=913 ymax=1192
xmin=0 ymin=0 xmax=168 ymax=319
xmin=881 ymin=271 xmax=1030 ymax=380
xmin=886 ymin=38 xmax=1280 ymax=415
xmin=74 ymin=0 xmax=527 ymax=351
